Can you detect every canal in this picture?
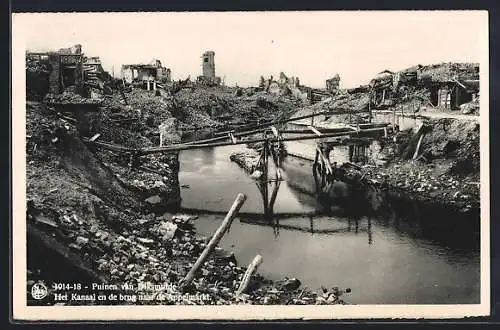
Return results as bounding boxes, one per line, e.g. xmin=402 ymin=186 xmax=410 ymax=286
xmin=178 ymin=145 xmax=480 ymax=304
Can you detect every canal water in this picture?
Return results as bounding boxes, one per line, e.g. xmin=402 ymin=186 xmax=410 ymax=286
xmin=178 ymin=146 xmax=480 ymax=304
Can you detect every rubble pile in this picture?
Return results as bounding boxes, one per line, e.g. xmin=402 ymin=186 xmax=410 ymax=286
xmin=26 ymin=74 xmax=347 ymax=306
xmin=312 ymin=91 xmax=370 ymax=113
xmin=173 ymin=87 xmax=234 ymax=129
xmin=460 ymin=97 xmax=480 ymax=115
xmin=100 ymin=153 xmax=181 ymax=209
xmin=417 ymin=62 xmax=479 ymax=82
xmin=43 ymin=86 xmax=102 ymax=105
xmin=418 ymin=119 xmax=479 ymax=164
xmin=357 ymin=161 xmax=479 ymax=211
xmin=174 ymin=86 xmax=300 ymax=129
xmin=76 ymin=88 xmax=181 ymax=149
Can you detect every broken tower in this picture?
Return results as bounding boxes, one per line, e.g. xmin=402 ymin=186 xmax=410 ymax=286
xmin=197 ymin=51 xmax=221 ymax=86
xmin=202 ymin=51 xmax=216 ymax=79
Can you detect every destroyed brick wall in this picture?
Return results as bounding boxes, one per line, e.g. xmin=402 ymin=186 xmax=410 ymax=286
xmin=122 ymin=66 xmax=155 ymax=83
xmin=122 ymin=61 xmax=172 ymax=85
xmin=48 ymin=54 xmax=62 ymax=94
xmin=156 ymin=67 xmax=171 ymax=83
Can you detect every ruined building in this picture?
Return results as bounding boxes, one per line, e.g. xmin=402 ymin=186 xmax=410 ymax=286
xmin=121 ymin=59 xmax=171 ymax=90
xmin=197 ymin=51 xmax=221 ymax=86
xmin=278 ymin=72 xmax=300 ymax=88
xmin=430 ymin=78 xmax=479 ymax=109
xmin=369 ymin=63 xmax=479 ymax=111
xmin=27 ymin=44 xmax=85 ymax=95
xmin=84 ymin=56 xmax=105 ymax=75
xmin=261 ymin=72 xmax=307 ymax=100
xmin=326 ymin=74 xmax=341 ymax=93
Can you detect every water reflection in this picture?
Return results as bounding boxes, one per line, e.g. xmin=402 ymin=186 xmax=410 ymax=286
xmin=181 ymin=146 xmax=480 ymax=304
xmin=248 ymin=155 xmax=479 ymax=253
xmin=242 ymin=214 xmax=375 ymax=244
xmin=201 ymin=148 xmax=215 ymax=165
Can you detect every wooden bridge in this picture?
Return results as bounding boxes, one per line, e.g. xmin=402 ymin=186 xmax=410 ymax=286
xmin=82 ymin=110 xmax=390 ymax=155
xmin=80 ymin=110 xmax=391 ymax=192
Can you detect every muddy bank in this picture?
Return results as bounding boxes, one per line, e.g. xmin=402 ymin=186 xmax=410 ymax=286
xmin=336 ymin=118 xmax=480 ymax=213
xmin=229 ymin=149 xmax=261 ymax=174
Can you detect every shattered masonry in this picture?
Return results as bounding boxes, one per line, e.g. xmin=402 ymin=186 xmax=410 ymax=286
xmin=121 ymin=59 xmax=172 ymax=91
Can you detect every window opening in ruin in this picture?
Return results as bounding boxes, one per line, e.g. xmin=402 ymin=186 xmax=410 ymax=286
xmin=430 ymin=87 xmax=439 ymax=107
xmin=204 ymin=57 xmax=208 ymax=63
xmin=62 ymin=68 xmax=76 ymax=87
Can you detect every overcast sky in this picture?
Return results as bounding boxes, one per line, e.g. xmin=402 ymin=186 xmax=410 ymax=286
xmin=14 ymin=11 xmax=487 ymax=88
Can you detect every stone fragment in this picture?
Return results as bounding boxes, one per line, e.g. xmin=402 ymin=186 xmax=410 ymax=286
xmin=159 ymin=221 xmax=178 ymax=240
xmin=136 ymin=237 xmax=155 ymax=245
xmin=145 ymin=195 xmax=162 ymax=204
xmin=76 ymin=236 xmax=89 ymax=245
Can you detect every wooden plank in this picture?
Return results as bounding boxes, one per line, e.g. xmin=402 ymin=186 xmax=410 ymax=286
xmin=86 ymin=125 xmax=390 ymax=156
xmin=228 ymin=132 xmax=237 ymax=144
xmin=140 ymin=126 xmax=390 ymax=155
xmin=89 ymin=133 xmax=101 ymax=142
xmin=412 ymin=132 xmax=425 ymax=160
xmin=215 ymin=111 xmax=334 ymax=136
xmin=307 ymin=125 xmax=323 ymax=136
xmin=316 ymin=147 xmax=332 ymax=175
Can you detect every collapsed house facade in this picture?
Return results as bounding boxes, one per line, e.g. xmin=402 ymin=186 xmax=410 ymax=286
xmin=26 ymin=44 xmax=96 ymax=96
xmin=121 ymin=59 xmax=171 ymax=90
xmin=430 ymin=78 xmax=479 ymax=109
xmin=369 ymin=64 xmax=479 ymax=111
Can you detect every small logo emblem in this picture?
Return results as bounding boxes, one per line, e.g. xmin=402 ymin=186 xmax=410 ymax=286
xmin=31 ymin=282 xmax=48 ymax=300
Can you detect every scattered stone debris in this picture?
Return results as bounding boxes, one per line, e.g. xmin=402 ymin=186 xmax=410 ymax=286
xmin=25 ymin=45 xmax=479 ymax=306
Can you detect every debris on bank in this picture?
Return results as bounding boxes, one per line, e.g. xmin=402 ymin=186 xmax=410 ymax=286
xmin=333 ymin=118 xmax=480 ymax=212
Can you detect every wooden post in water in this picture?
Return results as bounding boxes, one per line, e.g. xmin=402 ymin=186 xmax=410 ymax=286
xmin=181 ymin=193 xmax=247 ymax=287
xmin=268 ymin=181 xmax=280 ymax=215
xmin=262 ymin=139 xmax=269 ymax=215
